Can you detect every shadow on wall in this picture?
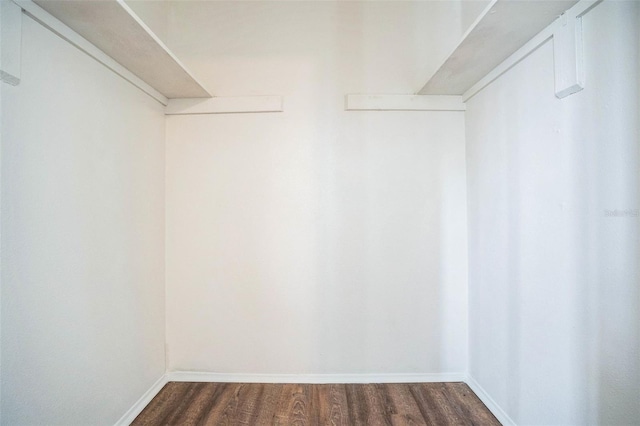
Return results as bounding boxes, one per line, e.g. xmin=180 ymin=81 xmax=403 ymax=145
xmin=577 ymin=2 xmax=640 ymax=420
xmin=466 ymin=1 xmax=639 ymax=424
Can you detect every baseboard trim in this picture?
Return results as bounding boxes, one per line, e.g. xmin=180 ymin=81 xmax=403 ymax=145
xmin=114 ymin=374 xmax=168 ymax=426
xmin=166 ymin=371 xmax=466 ymax=384
xmin=465 ymin=375 xmax=516 ymax=426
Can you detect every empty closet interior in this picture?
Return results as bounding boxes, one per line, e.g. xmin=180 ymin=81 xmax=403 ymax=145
xmin=1 ymin=0 xmax=638 ymax=424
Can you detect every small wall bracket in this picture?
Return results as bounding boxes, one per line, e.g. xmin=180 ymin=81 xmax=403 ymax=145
xmin=553 ymin=11 xmax=585 ymax=99
xmin=1 ymin=0 xmax=22 ymax=85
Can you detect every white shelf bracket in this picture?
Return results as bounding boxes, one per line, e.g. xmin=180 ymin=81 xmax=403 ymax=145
xmin=165 ymin=96 xmax=284 ymax=115
xmin=553 ymin=12 xmax=584 ymax=99
xmin=1 ymin=0 xmax=22 ymax=85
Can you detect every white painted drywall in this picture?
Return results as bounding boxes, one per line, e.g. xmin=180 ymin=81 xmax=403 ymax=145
xmin=1 ymin=1 xmax=22 ymax=85
xmin=466 ymin=1 xmax=639 ymax=424
xmin=165 ymin=1 xmax=468 ymax=375
xmin=1 ymin=15 xmax=166 ymax=426
xmin=0 ymin=4 xmax=4 ymax=422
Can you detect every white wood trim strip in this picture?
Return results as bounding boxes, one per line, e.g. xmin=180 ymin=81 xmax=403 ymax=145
xmin=462 ymin=0 xmax=602 ymax=102
xmin=1 ymin=1 xmax=22 ymax=85
xmin=465 ymin=375 xmax=517 ymax=426
xmin=166 ymin=371 xmax=467 ymax=384
xmin=345 ymin=95 xmax=465 ymax=111
xmin=462 ymin=23 xmax=554 ymax=102
xmin=165 ymin=96 xmax=284 ymax=115
xmin=113 ymin=374 xmax=168 ymax=426
xmin=418 ymin=0 xmax=497 ymax=95
xmin=419 ymin=0 xmax=579 ymax=96
xmin=114 ymin=0 xmax=210 ymax=98
xmin=12 ymin=0 xmax=169 ymax=105
xmin=31 ymin=0 xmax=211 ymax=99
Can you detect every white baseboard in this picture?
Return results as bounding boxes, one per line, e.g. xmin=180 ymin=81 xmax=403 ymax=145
xmin=465 ymin=375 xmax=516 ymax=426
xmin=166 ymin=371 xmax=466 ymax=384
xmin=114 ymin=374 xmax=168 ymax=426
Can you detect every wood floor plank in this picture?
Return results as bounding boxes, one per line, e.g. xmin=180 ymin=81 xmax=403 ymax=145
xmin=344 ymin=383 xmax=368 ymax=425
xmin=199 ymin=383 xmax=246 ymax=425
xmin=345 ymin=383 xmax=393 ymax=426
xmin=132 ymin=381 xmax=500 ymax=426
xmin=363 ymin=384 xmax=393 ymax=426
xmin=409 ymin=383 xmax=464 ymax=426
xmin=314 ymin=384 xmax=351 ymax=426
xmin=157 ymin=382 xmax=203 ymax=425
xmin=443 ymin=382 xmax=501 ymax=426
xmin=238 ymin=383 xmax=270 ymax=424
xmin=432 ymin=383 xmax=472 ymax=424
xmin=384 ymin=383 xmax=427 ymax=426
xmin=251 ymin=384 xmax=282 ymax=425
xmin=131 ymin=382 xmax=193 ymax=425
xmin=188 ymin=383 xmax=231 ymax=425
xmin=273 ymin=383 xmax=311 ymax=425
xmin=178 ymin=383 xmax=225 ymax=425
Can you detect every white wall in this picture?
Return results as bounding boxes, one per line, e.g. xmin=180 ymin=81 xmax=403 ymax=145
xmin=0 ymin=4 xmax=4 ymax=423
xmin=1 ymin=14 xmax=166 ymax=425
xmin=165 ymin=1 xmax=469 ymax=375
xmin=9 ymin=2 xmax=638 ymax=424
xmin=466 ymin=1 xmax=639 ymax=424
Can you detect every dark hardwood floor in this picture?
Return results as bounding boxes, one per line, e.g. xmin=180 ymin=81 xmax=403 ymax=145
xmin=131 ymin=382 xmax=501 ymax=425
